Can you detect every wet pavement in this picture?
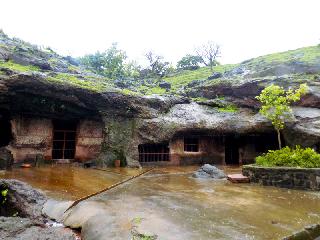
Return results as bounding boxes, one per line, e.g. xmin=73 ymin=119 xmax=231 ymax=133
xmin=1 ymin=165 xmax=320 ymax=239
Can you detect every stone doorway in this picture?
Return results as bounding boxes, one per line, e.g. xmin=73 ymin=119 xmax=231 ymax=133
xmin=225 ymin=135 xmax=240 ymax=165
xmin=0 ymin=116 xmax=13 ymax=147
xmin=52 ymin=120 xmax=77 ymax=160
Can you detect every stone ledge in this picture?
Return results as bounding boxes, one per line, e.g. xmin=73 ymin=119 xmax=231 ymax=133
xmin=242 ymin=164 xmax=320 ymax=190
xmin=282 ymin=224 xmax=320 ymax=240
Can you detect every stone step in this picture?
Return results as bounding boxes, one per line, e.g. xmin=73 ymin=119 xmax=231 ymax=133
xmin=227 ymin=174 xmax=250 ymax=183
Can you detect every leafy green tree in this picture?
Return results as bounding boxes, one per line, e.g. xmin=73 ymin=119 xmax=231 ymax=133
xmin=79 ymin=43 xmax=128 ymax=79
xmin=256 ymin=84 xmax=308 ymax=149
xmin=103 ymin=43 xmax=127 ymax=79
xmin=177 ymin=54 xmax=202 ymax=70
xmin=123 ymin=60 xmax=141 ymax=79
xmin=79 ymin=51 xmax=106 ymax=75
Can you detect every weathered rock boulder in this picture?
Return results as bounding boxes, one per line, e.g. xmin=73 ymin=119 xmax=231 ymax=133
xmin=159 ymin=81 xmax=171 ymax=90
xmin=0 ymin=180 xmax=77 ymax=239
xmin=0 ymin=217 xmax=76 ymax=240
xmin=81 ymin=214 xmax=130 ymax=240
xmin=208 ymin=72 xmax=222 ymax=80
xmin=0 ymin=179 xmax=46 ymax=219
xmin=283 ymin=107 xmax=320 ymax=147
xmin=192 ymin=164 xmax=226 ymax=179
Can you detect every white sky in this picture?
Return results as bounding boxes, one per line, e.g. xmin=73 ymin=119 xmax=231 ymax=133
xmin=0 ymin=0 xmax=319 ymax=64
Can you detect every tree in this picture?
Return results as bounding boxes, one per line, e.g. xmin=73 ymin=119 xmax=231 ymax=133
xmin=256 ymin=84 xmax=308 ymax=149
xmin=79 ymin=51 xmax=106 ymax=75
xmin=103 ymin=43 xmax=127 ymax=79
xmin=79 ymin=43 xmax=127 ymax=79
xmin=144 ymin=51 xmax=170 ymax=77
xmin=123 ymin=60 xmax=141 ymax=79
xmin=177 ymin=54 xmax=202 ymax=70
xmin=195 ymin=41 xmax=221 ymax=71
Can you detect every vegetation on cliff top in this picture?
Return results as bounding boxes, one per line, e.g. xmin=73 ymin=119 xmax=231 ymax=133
xmin=0 ymin=30 xmax=319 ymax=97
xmin=243 ymin=45 xmax=320 ymax=66
xmin=0 ymin=60 xmax=40 ymax=72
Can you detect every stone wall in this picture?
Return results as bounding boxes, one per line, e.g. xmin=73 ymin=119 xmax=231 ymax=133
xmin=170 ymin=136 xmax=224 ymax=165
xmin=9 ymin=117 xmax=53 ymax=162
xmin=8 ymin=116 xmax=104 ymax=163
xmin=243 ymin=165 xmax=320 ymax=190
xmin=75 ymin=120 xmax=104 ymax=161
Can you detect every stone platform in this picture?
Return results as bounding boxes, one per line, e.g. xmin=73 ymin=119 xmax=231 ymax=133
xmin=227 ymin=174 xmax=250 ymax=183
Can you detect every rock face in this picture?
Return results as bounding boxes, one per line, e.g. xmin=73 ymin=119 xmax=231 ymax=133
xmin=0 ymin=147 xmax=13 ymax=170
xmin=0 ymin=180 xmax=77 ymax=239
xmin=283 ymin=224 xmax=320 ymax=240
xmin=193 ymin=164 xmax=226 ymax=179
xmin=0 ymin=217 xmax=76 ymax=240
xmin=0 ymin=179 xmax=46 ymax=218
xmin=0 ymin=32 xmax=320 ymax=166
xmin=208 ymin=72 xmax=222 ymax=80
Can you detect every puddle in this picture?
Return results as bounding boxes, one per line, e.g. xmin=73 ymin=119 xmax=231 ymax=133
xmin=1 ymin=165 xmax=320 ymax=239
xmin=0 ymin=165 xmax=141 ymax=200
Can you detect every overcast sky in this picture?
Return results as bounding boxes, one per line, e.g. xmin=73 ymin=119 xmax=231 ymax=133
xmin=0 ymin=0 xmax=319 ymax=64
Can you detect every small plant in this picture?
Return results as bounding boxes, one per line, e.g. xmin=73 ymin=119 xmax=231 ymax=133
xmin=131 ymin=217 xmax=157 ymax=240
xmin=256 ymin=146 xmax=320 ymax=168
xmin=132 ymin=235 xmax=155 ymax=240
xmin=132 ymin=217 xmax=142 ymax=225
xmin=12 ymin=212 xmax=18 ymax=217
xmin=256 ymin=84 xmax=308 ymax=149
xmin=217 ymin=104 xmax=238 ymax=113
xmin=1 ymin=188 xmax=8 ymax=204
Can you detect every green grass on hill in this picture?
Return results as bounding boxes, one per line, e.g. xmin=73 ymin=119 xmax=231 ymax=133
xmin=0 ymin=59 xmax=115 ymax=93
xmin=47 ymin=73 xmax=113 ymax=92
xmin=243 ymin=45 xmax=320 ymax=67
xmin=0 ymin=60 xmax=40 ymax=72
xmin=163 ymin=64 xmax=237 ymax=91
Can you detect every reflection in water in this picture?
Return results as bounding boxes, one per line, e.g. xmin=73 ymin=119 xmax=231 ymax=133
xmin=0 ymin=165 xmax=137 ymax=200
xmin=1 ymin=165 xmax=320 ymax=239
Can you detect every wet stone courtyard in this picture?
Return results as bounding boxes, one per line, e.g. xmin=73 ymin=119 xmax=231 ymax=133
xmin=1 ymin=165 xmax=320 ymax=240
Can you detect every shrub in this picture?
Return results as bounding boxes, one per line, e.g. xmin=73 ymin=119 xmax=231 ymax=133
xmin=255 ymin=146 xmax=320 ymax=168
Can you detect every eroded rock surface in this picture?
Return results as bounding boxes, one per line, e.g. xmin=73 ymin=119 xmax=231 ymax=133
xmin=0 ymin=148 xmax=13 ymax=170
xmin=0 ymin=179 xmax=46 ymax=218
xmin=0 ymin=180 xmax=78 ymax=240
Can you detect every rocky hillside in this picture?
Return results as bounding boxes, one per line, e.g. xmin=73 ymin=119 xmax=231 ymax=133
xmin=1 ymin=31 xmax=320 ymax=166
xmin=0 ymin=31 xmax=184 ymax=119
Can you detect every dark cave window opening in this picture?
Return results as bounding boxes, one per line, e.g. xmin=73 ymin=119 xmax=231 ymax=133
xmin=52 ymin=120 xmax=77 ymax=160
xmin=0 ymin=118 xmax=13 ymax=147
xmin=225 ymin=133 xmax=280 ymax=165
xmin=184 ymin=137 xmax=199 ymax=152
xmin=138 ymin=143 xmax=170 ymax=162
xmin=225 ymin=135 xmax=239 ymax=165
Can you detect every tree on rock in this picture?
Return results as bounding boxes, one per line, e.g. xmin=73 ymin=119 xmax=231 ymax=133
xmin=79 ymin=43 xmax=128 ymax=79
xmin=177 ymin=54 xmax=202 ymax=70
xmin=195 ymin=41 xmax=221 ymax=71
xmin=144 ymin=51 xmax=171 ymax=77
xmin=256 ymin=84 xmax=308 ymax=149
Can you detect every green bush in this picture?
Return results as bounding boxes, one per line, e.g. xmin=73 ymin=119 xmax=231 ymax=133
xmin=255 ymin=146 xmax=320 ymax=168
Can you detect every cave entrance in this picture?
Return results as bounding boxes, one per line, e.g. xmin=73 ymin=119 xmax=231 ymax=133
xmin=138 ymin=143 xmax=170 ymax=163
xmin=224 ymin=133 xmax=279 ymax=165
xmin=52 ymin=120 xmax=77 ymax=160
xmin=0 ymin=116 xmax=13 ymax=147
xmin=225 ymin=135 xmax=239 ymax=165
